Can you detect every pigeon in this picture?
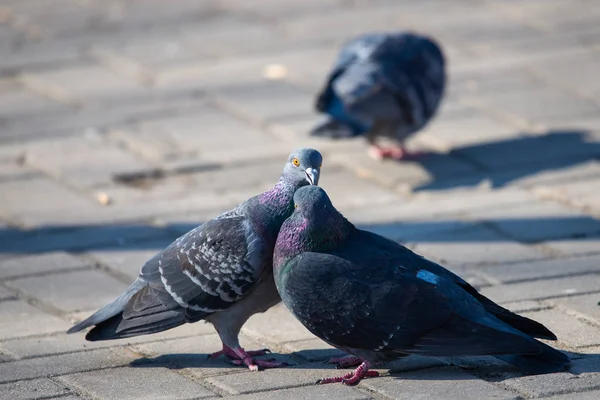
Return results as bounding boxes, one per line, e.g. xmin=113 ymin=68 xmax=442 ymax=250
xmin=67 ymin=148 xmax=323 ymax=371
xmin=311 ymin=32 xmax=445 ymax=160
xmin=273 ymin=186 xmax=570 ymax=385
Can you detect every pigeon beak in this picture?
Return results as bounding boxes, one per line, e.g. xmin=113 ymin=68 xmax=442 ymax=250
xmin=304 ymin=168 xmax=319 ymax=186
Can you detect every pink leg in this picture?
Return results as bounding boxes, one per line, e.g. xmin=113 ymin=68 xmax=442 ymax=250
xmin=208 ymin=344 xmax=287 ymax=371
xmin=316 ymin=360 xmax=379 ymax=386
xmin=368 ymin=144 xmax=426 ymax=161
xmin=327 ymin=355 xmax=363 ymax=369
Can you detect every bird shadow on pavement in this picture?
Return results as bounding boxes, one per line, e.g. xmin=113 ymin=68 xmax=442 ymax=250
xmin=413 ymin=130 xmax=600 ymax=192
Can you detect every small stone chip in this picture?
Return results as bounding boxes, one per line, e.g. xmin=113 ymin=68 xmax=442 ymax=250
xmin=96 ymin=192 xmax=112 ymax=205
xmin=263 ymin=64 xmax=288 ymax=80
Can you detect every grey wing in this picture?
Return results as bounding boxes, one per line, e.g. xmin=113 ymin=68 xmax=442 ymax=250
xmin=140 ymin=213 xmax=266 ymax=319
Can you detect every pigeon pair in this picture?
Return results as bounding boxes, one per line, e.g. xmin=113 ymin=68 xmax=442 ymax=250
xmin=312 ymin=32 xmax=446 ymax=160
xmin=69 ymin=149 xmax=569 ymax=386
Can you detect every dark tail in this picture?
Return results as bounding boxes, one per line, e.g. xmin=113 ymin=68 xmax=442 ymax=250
xmin=496 ymin=341 xmax=570 ymax=374
xmin=67 ymin=279 xmax=146 ymax=334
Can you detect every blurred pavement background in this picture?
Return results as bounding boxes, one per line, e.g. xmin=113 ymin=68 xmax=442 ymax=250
xmin=1 ymin=0 xmax=600 ymax=399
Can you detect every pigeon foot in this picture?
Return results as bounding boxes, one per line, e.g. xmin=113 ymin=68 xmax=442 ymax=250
xmin=327 ymin=355 xmax=363 ymax=369
xmin=316 ymin=361 xmax=379 ymax=385
xmin=208 ymin=345 xmax=286 ymax=371
xmin=368 ymin=144 xmax=425 ymax=161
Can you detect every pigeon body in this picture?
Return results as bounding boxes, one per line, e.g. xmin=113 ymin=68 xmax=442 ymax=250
xmin=274 ymin=186 xmax=569 ymax=384
xmin=68 ymin=149 xmax=323 ymax=371
xmin=311 ymin=32 xmax=445 ymax=160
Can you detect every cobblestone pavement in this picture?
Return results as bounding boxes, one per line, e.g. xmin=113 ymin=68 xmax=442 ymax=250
xmin=1 ymin=0 xmax=600 ymax=399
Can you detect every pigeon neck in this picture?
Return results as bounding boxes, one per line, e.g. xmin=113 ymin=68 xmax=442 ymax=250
xmin=255 ymin=178 xmax=300 ymax=239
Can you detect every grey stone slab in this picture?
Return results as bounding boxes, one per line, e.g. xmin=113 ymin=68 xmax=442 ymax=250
xmin=57 ymin=366 xmax=216 ymax=400
xmin=219 ymin=384 xmax=370 ymax=400
xmin=212 ymin=81 xmax=314 ymax=121
xmin=467 ymin=201 xmax=600 ymax=243
xmin=545 ymin=236 xmax=600 ymax=258
xmin=0 ymin=378 xmax=70 ymax=400
xmin=0 ymin=300 xmax=71 ymax=340
xmin=549 ymin=390 xmax=600 ymax=400
xmin=6 ymin=269 xmax=129 ymax=313
xmin=0 ymin=286 xmax=15 ymax=301
xmin=502 ymin=368 xmax=600 ymax=398
xmin=23 ymin=135 xmax=154 ymax=189
xmin=480 ymin=274 xmax=600 ymax=303
xmin=0 ymin=323 xmax=213 ymax=360
xmin=535 ymin=177 xmax=600 ymax=216
xmin=242 ymin=303 xmax=315 ymax=344
xmin=280 ymin=338 xmax=345 ymax=362
xmin=553 ymin=293 xmax=600 ymax=325
xmin=0 ymin=252 xmax=90 ymax=280
xmin=408 ymin=224 xmax=548 ymax=268
xmin=0 ymin=348 xmax=137 ymax=384
xmin=205 ymin=362 xmax=342 ymax=395
xmin=520 ymin=309 xmax=600 ymax=347
xmin=477 ymin=255 xmax=600 ymax=284
xmin=361 ymin=367 xmax=519 ymax=399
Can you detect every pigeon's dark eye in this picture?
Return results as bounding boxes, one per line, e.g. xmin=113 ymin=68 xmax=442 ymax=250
xmin=292 ymin=158 xmax=300 ymax=167
xmin=294 ymin=203 xmax=298 ymax=209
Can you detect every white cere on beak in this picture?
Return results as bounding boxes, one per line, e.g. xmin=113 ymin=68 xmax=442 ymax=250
xmin=305 ymin=168 xmax=319 ymax=186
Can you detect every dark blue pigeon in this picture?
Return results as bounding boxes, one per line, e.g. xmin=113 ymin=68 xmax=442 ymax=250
xmin=311 ymin=32 xmax=445 ymax=160
xmin=68 ymin=149 xmax=323 ymax=371
xmin=274 ymin=186 xmax=569 ymax=385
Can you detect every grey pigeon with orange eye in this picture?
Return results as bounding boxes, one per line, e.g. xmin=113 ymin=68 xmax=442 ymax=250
xmin=274 ymin=186 xmax=569 ymax=385
xmin=67 ymin=148 xmax=323 ymax=371
xmin=311 ymin=32 xmax=445 ymax=160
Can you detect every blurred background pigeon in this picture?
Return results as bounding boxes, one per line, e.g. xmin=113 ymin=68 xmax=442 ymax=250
xmin=68 ymin=149 xmax=322 ymax=371
xmin=311 ymin=32 xmax=446 ymax=160
xmin=274 ymin=186 xmax=569 ymax=385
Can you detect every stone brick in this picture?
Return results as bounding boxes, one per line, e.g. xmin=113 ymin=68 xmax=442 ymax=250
xmin=57 ymin=366 xmax=216 ymax=400
xmin=466 ymin=200 xmax=600 ymax=243
xmin=0 ymin=80 xmax=70 ymax=120
xmin=0 ymin=323 xmax=213 ymax=360
xmin=23 ymin=135 xmax=154 ymax=189
xmin=279 ymin=338 xmax=345 ymax=362
xmin=242 ymin=303 xmax=315 ymax=344
xmin=6 ymin=269 xmax=129 ymax=313
xmin=408 ymin=224 xmax=548 ymax=268
xmin=0 ymin=252 xmax=90 ymax=280
xmin=0 ymin=378 xmax=70 ymax=400
xmin=131 ymin=333 xmax=270 ymax=378
xmin=0 ymin=300 xmax=71 ymax=340
xmin=545 ymin=236 xmax=600 ymax=257
xmin=0 ymin=286 xmax=15 ymax=301
xmin=535 ymin=177 xmax=600 ymax=216
xmin=0 ymin=348 xmax=137 ymax=384
xmin=480 ymin=274 xmax=600 ymax=303
xmin=219 ymin=384 xmax=369 ymax=400
xmin=361 ymin=367 xmax=519 ymax=399
xmin=549 ymin=390 xmax=600 ymax=400
xmin=552 ymin=293 xmax=600 ymax=325
xmin=518 ymin=309 xmax=600 ymax=348
xmin=476 ymin=255 xmax=600 ymax=284
xmin=205 ymin=362 xmax=342 ymax=395
xmin=502 ymin=365 xmax=600 ymax=398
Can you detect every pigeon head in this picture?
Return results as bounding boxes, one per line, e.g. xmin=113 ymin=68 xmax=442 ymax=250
xmin=281 ymin=148 xmax=322 ymax=187
xmin=292 ymin=185 xmax=335 ymax=220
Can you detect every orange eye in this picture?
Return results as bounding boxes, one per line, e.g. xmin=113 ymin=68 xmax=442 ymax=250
xmin=292 ymin=158 xmax=300 ymax=167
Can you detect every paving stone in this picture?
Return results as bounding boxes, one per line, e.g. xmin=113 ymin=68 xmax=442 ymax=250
xmin=361 ymin=367 xmax=519 ymax=399
xmin=219 ymin=384 xmax=370 ymax=400
xmin=0 ymin=348 xmax=137 ymax=384
xmin=23 ymin=135 xmax=154 ymax=189
xmin=480 ymin=274 xmax=600 ymax=303
xmin=6 ymin=269 xmax=129 ymax=313
xmin=280 ymin=338 xmax=345 ymax=362
xmin=0 ymin=378 xmax=70 ymax=400
xmin=518 ymin=309 xmax=600 ymax=348
xmin=131 ymin=333 xmax=265 ymax=378
xmin=466 ymin=201 xmax=600 ymax=243
xmin=502 ymin=367 xmax=600 ymax=398
xmin=535 ymin=177 xmax=600 ymax=216
xmin=0 ymin=286 xmax=15 ymax=301
xmin=0 ymin=252 xmax=90 ymax=280
xmin=242 ymin=303 xmax=315 ymax=344
xmin=476 ymin=255 xmax=600 ymax=284
xmin=0 ymin=80 xmax=70 ymax=120
xmin=552 ymin=293 xmax=600 ymax=325
xmin=407 ymin=224 xmax=548 ymax=268
xmin=549 ymin=390 xmax=600 ymax=400
xmin=206 ymin=361 xmax=342 ymax=395
xmin=57 ymin=366 xmax=216 ymax=400
xmin=0 ymin=323 xmax=213 ymax=360
xmin=0 ymin=300 xmax=71 ymax=340
xmin=545 ymin=236 xmax=600 ymax=257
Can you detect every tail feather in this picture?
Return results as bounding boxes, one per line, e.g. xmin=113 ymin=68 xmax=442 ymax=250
xmin=496 ymin=341 xmax=570 ymax=374
xmin=67 ymin=279 xmax=146 ymax=334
